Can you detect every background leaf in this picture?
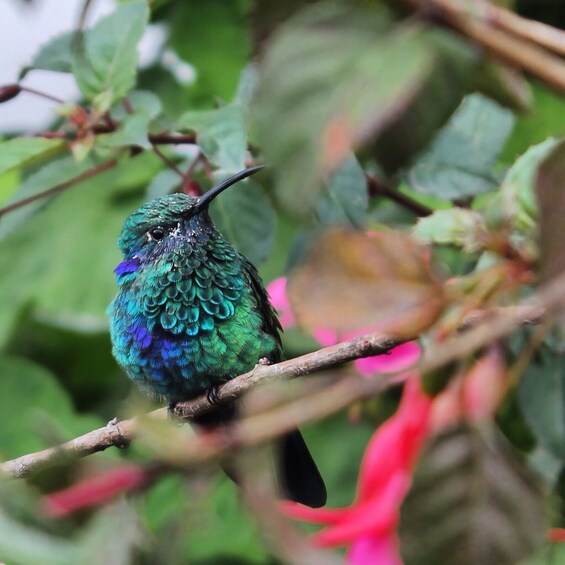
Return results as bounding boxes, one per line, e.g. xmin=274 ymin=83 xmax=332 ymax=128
xmin=519 ymin=350 xmax=565 ymax=461
xmin=400 ymin=424 xmax=547 ymax=565
xmin=0 ymin=355 xmax=102 ymax=459
xmin=254 ymin=2 xmax=438 ymax=216
xmin=179 ymin=105 xmax=247 ymax=172
xmin=0 ymin=138 xmax=65 ymax=177
xmin=287 ymin=228 xmax=446 ymax=338
xmin=0 ymin=157 xmax=95 ymax=240
xmin=209 ymin=179 xmax=276 ymax=265
xmin=27 ymin=31 xmax=74 ymax=75
xmin=314 ymin=156 xmax=368 ymax=228
xmin=73 ymin=1 xmax=149 ymax=107
xmin=407 ymin=94 xmax=515 ymax=199
xmin=412 ymin=208 xmax=488 ymax=252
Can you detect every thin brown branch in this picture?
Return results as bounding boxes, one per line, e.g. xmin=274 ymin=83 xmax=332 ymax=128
xmin=398 ymin=0 xmax=565 ymax=95
xmin=366 ymin=173 xmax=433 ymax=217
xmin=151 ymin=144 xmax=185 ymax=178
xmin=1 ymin=334 xmax=399 ymax=478
xmin=1 ymin=288 xmax=557 ymax=480
xmin=149 ymin=133 xmax=198 ymax=145
xmin=35 ymin=129 xmax=197 ymax=146
xmin=486 ymin=3 xmax=565 ymax=57
xmin=18 ymin=85 xmax=65 ymax=105
xmin=0 ymin=159 xmax=118 ymax=217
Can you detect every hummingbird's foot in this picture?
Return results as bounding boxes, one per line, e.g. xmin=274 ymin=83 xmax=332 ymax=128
xmin=167 ymin=401 xmax=184 ymax=425
xmin=258 ymin=357 xmax=271 ymax=366
xmin=206 ymin=385 xmax=222 ymax=406
xmin=167 ymin=401 xmax=178 ymax=417
xmin=107 ymin=417 xmax=130 ymax=449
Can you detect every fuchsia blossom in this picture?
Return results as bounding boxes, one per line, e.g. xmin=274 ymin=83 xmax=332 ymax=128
xmin=283 ymin=377 xmax=432 ymax=565
xmin=266 ymin=276 xmax=296 ymax=329
xmin=267 ymin=276 xmax=427 ymax=564
xmin=267 ymin=277 xmax=515 ymax=564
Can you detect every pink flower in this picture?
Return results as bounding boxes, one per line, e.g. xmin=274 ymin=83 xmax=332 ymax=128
xmin=430 ymin=345 xmax=508 ymax=431
xmin=354 ymin=341 xmax=420 ymax=377
xmin=267 ymin=277 xmax=421 ymax=377
xmin=43 ymin=465 xmax=150 ymax=518
xmin=266 ymin=277 xmax=295 ymax=329
xmin=283 ymin=377 xmax=432 ymax=564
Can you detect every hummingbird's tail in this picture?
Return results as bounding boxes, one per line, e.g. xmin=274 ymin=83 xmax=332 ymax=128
xmin=279 ymin=430 xmax=327 ymax=508
xmin=193 ymin=404 xmax=326 ymax=508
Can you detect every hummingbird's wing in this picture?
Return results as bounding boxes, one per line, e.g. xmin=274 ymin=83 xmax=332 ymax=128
xmin=239 ymin=256 xmax=283 ymax=359
xmin=239 ymin=257 xmax=327 ymax=508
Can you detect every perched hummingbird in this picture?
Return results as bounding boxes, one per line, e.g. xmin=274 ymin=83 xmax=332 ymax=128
xmin=109 ymin=167 xmax=326 ymax=508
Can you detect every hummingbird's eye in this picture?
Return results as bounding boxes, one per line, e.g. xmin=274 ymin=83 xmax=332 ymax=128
xmin=148 ymin=227 xmax=166 ymax=241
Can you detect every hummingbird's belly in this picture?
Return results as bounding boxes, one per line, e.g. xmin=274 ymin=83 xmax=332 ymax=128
xmin=113 ymin=296 xmax=279 ymax=402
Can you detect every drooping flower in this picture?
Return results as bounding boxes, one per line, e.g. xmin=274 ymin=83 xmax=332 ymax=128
xmin=283 ymin=377 xmax=432 ymax=564
xmin=43 ymin=464 xmax=151 ymax=518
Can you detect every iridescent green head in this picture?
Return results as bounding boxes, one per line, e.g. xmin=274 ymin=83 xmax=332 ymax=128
xmin=118 ymin=166 xmax=263 ymax=259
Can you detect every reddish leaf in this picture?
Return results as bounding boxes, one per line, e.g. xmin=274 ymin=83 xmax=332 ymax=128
xmin=287 ymin=229 xmax=446 ymax=339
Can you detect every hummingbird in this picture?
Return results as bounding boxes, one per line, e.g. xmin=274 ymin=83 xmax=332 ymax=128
xmin=108 ymin=166 xmax=326 ymax=508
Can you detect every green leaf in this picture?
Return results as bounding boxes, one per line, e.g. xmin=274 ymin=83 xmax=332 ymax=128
xmin=400 ymin=424 xmax=547 ymax=565
xmin=168 ymin=0 xmax=249 ymax=105
xmin=535 ymin=138 xmax=565 ymax=282
xmin=0 ymin=157 xmax=95 ymax=240
xmin=519 ymin=351 xmax=565 ymax=461
xmin=315 ymin=156 xmax=368 ymax=228
xmin=372 ymin=30 xmax=477 ymax=175
xmin=145 ymin=168 xmax=181 ymax=200
xmin=96 ymin=112 xmax=151 ymax=150
xmin=0 ymin=154 xmax=160 ymax=343
xmin=27 ymin=31 xmax=75 ymax=75
xmin=407 ymin=94 xmax=515 ymax=199
xmin=73 ymin=0 xmax=150 ymax=107
xmin=484 ymin=138 xmax=557 ymax=235
xmin=0 ymin=355 xmax=102 ymax=459
xmin=0 ymin=507 xmax=77 ymax=565
xmin=0 ymin=138 xmax=65 ymax=177
xmin=110 ymin=90 xmax=163 ymax=121
xmin=502 ymin=83 xmax=565 ymax=162
xmin=209 ymin=179 xmax=276 ymax=265
xmin=254 ymin=1 xmax=472 ymax=216
xmin=412 ymin=208 xmax=488 ymax=252
xmin=179 ymin=105 xmax=247 ymax=172
xmin=75 ymin=502 xmax=140 ymax=565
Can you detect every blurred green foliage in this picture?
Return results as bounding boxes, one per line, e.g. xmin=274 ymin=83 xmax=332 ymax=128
xmin=3 ymin=0 xmax=565 ymax=563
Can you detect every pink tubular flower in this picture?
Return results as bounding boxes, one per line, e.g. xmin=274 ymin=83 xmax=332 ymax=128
xmin=283 ymin=377 xmax=432 ymax=564
xmin=43 ymin=464 xmax=150 ymax=518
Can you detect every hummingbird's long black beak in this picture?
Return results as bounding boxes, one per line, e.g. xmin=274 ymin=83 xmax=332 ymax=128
xmin=193 ymin=165 xmax=264 ymax=212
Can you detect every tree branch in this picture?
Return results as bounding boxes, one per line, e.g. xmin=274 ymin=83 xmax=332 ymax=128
xmin=366 ymin=173 xmax=433 ymax=217
xmin=1 ymin=334 xmax=400 ymax=478
xmin=399 ymin=0 xmax=565 ymax=95
xmin=0 ymin=159 xmax=118 ymax=217
xmin=2 ymin=279 xmax=559 ymax=479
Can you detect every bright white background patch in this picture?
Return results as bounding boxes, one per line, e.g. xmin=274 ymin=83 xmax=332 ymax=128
xmin=0 ymin=0 xmax=170 ymax=133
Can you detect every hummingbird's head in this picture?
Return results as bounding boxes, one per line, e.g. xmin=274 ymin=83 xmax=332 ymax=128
xmin=117 ymin=166 xmax=263 ymax=260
